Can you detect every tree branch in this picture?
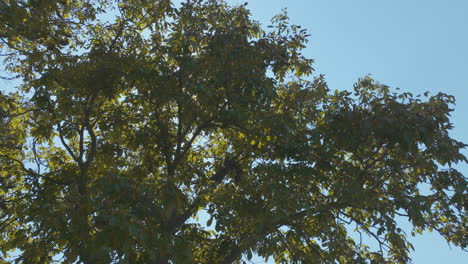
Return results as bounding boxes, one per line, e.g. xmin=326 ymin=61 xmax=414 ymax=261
xmin=339 ymin=211 xmax=390 ymax=261
xmin=0 ymin=154 xmax=71 ymax=185
xmin=173 ymin=117 xmax=216 ymax=168
xmin=57 ymin=122 xmax=80 ymax=164
xmin=83 ymin=101 xmax=97 ymax=167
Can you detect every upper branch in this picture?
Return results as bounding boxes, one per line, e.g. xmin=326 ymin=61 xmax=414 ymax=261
xmin=57 ymin=122 xmax=80 ymax=164
xmin=83 ymin=102 xmax=97 ymax=168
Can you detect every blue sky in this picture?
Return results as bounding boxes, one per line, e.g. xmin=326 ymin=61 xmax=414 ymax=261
xmin=226 ymin=0 xmax=467 ymax=263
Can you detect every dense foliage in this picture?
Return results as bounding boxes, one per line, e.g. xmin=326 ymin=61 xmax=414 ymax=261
xmin=0 ymin=0 xmax=466 ymax=263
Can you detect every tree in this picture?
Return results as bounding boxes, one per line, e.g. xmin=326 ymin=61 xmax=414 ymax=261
xmin=0 ymin=0 xmax=466 ymax=263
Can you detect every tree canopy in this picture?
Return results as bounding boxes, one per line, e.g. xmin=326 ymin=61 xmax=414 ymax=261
xmin=0 ymin=0 xmax=466 ymax=263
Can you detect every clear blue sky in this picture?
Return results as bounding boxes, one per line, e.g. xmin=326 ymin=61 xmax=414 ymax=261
xmin=226 ymin=0 xmax=467 ymax=263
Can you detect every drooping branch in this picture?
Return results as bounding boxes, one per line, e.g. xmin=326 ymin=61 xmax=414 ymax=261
xmin=338 ymin=211 xmax=390 ymax=260
xmin=0 ymin=153 xmax=71 ymax=185
xmin=219 ymin=203 xmax=344 ymax=264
